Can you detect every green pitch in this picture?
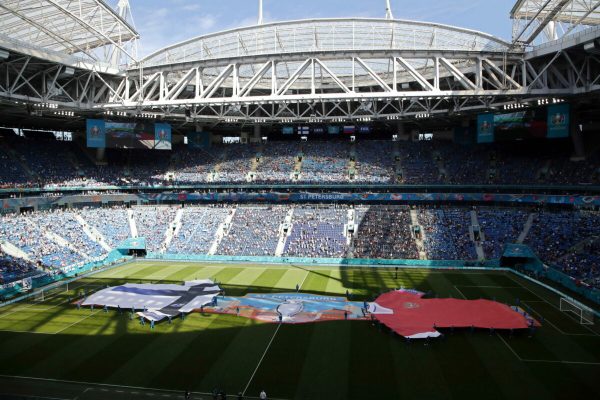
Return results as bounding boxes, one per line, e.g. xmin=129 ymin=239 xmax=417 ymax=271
xmin=0 ymin=261 xmax=599 ymax=400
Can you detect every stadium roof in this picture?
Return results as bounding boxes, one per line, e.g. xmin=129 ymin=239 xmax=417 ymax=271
xmin=139 ymin=18 xmax=512 ymax=69
xmin=0 ymin=0 xmax=139 ymax=58
xmin=511 ymin=0 xmax=600 ymax=26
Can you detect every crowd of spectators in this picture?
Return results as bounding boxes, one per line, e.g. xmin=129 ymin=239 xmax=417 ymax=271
xmin=400 ymin=142 xmax=442 ymax=184
xmin=28 ymin=211 xmax=105 ymax=259
xmin=255 ymin=142 xmax=300 ymax=183
xmin=437 ymin=144 xmax=492 ymax=184
xmin=0 ymin=250 xmax=39 ymax=285
xmin=283 ymin=207 xmax=349 ymax=258
xmin=1 ymin=135 xmax=599 ymax=187
xmin=218 ymin=206 xmax=287 ymax=256
xmin=477 ymin=208 xmax=529 ymax=259
xmin=1 ymin=204 xmax=600 ymax=289
xmin=132 ymin=206 xmax=178 ymax=252
xmin=213 ymin=145 xmax=258 ymax=183
xmin=168 ymin=207 xmax=230 ymax=254
xmin=525 ymin=211 xmax=600 ymax=263
xmin=0 ymin=146 xmax=32 ymax=187
xmin=83 ymin=207 xmax=131 ymax=248
xmin=522 ymin=210 xmax=600 ymax=289
xmin=170 ymin=148 xmax=219 ymax=184
xmin=561 ymin=241 xmax=600 ymax=288
xmin=353 ymin=141 xmax=396 ymax=183
xmin=298 ymin=142 xmax=350 ymax=183
xmin=353 ymin=206 xmax=419 ymax=259
xmin=418 ymin=208 xmax=473 ymax=260
xmin=0 ymin=212 xmax=87 ymax=268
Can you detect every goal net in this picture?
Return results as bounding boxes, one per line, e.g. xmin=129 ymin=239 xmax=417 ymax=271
xmin=560 ymin=298 xmax=594 ymax=325
xmin=30 ymin=281 xmax=69 ymax=304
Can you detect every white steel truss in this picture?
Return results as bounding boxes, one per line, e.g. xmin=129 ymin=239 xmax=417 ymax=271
xmin=0 ymin=0 xmax=139 ymax=65
xmin=95 ymin=48 xmax=600 ymax=123
xmin=0 ymin=52 xmax=122 ymax=110
xmin=0 ymin=17 xmax=598 ymax=124
xmin=512 ymin=0 xmax=600 ymax=45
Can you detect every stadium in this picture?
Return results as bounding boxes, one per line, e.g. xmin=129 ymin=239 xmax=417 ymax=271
xmin=0 ymin=0 xmax=599 ymax=398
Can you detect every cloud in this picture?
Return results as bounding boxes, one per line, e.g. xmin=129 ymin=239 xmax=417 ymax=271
xmin=196 ymin=14 xmax=217 ymax=31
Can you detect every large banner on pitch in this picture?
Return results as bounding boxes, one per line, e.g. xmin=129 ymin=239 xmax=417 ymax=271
xmin=547 ymin=103 xmax=570 ymax=138
xmin=86 ymin=119 xmax=106 ymax=148
xmin=477 ymin=113 xmax=494 ymax=143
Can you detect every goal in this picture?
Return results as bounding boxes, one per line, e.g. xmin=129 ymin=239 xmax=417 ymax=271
xmin=30 ymin=281 xmax=69 ymax=304
xmin=559 ymin=298 xmax=594 ymax=325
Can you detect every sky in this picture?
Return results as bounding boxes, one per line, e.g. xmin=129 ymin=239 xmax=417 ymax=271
xmin=116 ymin=0 xmax=516 ymax=58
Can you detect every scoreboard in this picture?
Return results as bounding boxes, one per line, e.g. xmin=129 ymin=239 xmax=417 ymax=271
xmin=87 ymin=120 xmax=172 ymax=150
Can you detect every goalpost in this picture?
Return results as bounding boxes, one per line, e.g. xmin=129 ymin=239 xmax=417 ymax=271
xmin=30 ymin=281 xmax=69 ymax=304
xmin=559 ymin=298 xmax=595 ymax=325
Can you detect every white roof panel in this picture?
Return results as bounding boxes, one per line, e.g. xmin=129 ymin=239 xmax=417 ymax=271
xmin=0 ymin=0 xmax=138 ymax=55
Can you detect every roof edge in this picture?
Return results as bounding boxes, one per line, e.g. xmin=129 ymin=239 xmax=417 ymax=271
xmin=140 ymin=17 xmax=511 ymax=63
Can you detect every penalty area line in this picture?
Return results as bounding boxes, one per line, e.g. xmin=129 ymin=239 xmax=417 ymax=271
xmin=522 ymin=301 xmax=598 ymax=337
xmin=243 ymin=323 xmax=282 ymax=396
xmin=298 ymin=269 xmax=310 ymax=290
xmin=53 ymin=310 xmax=102 ymax=335
xmin=453 ymin=285 xmax=468 ymax=300
xmin=496 ymin=333 xmax=600 ymax=365
xmin=496 ymin=333 xmax=523 ymax=361
xmin=505 ymin=274 xmax=600 ymax=337
xmin=0 ymin=374 xmax=215 ymax=397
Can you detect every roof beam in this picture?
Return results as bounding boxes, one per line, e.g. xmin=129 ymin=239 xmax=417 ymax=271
xmin=563 ymin=0 xmax=600 ymax=36
xmin=0 ymin=2 xmax=97 ymax=59
xmin=43 ymin=0 xmax=138 ymax=62
xmin=395 ymin=57 xmax=435 ymax=91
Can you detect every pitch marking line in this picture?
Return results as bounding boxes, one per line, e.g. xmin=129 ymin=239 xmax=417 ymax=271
xmin=453 ymin=285 xmax=468 ymax=300
xmin=454 ymin=283 xmax=598 ymax=338
xmin=243 ymin=323 xmax=282 ymax=396
xmin=2 ymin=394 xmax=69 ymax=400
xmin=53 ymin=310 xmax=102 ymax=335
xmin=0 ymin=280 xmax=100 ymax=320
xmin=455 ymin=285 xmax=522 ymax=289
xmin=0 ymin=374 xmax=216 ymax=398
xmin=496 ymin=333 xmax=600 ymax=365
xmin=0 ymin=329 xmax=55 ymax=335
xmin=505 ymin=274 xmax=600 ymax=337
xmin=496 ymin=333 xmax=523 ymax=361
xmin=522 ymin=301 xmax=598 ymax=337
xmin=298 ymin=269 xmax=310 ymax=290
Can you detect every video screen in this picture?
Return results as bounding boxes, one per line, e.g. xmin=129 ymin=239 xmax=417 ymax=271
xmin=106 ymin=122 xmax=155 ymax=149
xmin=86 ymin=120 xmax=172 ymax=150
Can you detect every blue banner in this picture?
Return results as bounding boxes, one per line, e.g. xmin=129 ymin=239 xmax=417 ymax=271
xmin=282 ymin=126 xmax=294 ymax=135
xmin=547 ymin=103 xmax=570 ymax=138
xmin=328 ymin=126 xmax=340 ymax=135
xmin=188 ymin=131 xmax=211 ymax=149
xmin=298 ymin=126 xmax=310 ymax=135
xmin=86 ymin=119 xmax=106 ymax=148
xmin=477 ymin=113 xmax=494 ymax=143
xmin=154 ymin=123 xmax=172 ymax=150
